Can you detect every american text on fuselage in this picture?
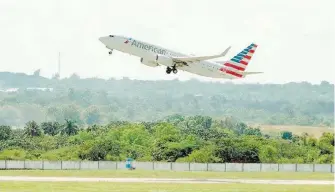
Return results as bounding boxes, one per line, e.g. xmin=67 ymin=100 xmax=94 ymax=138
xmin=131 ymin=40 xmax=167 ymax=55
xmin=129 ymin=39 xmax=183 ymax=74
xmin=106 ymin=35 xmax=192 ymax=75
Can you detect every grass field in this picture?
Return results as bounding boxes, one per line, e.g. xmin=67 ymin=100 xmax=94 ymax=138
xmin=1 ymin=170 xmax=333 ymax=192
xmin=254 ymin=124 xmax=333 ymax=138
xmin=0 ymin=170 xmax=333 ymax=180
xmin=0 ymin=181 xmax=333 ymax=192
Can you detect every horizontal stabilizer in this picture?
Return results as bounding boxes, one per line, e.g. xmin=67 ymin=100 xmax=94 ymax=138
xmin=172 ymin=46 xmax=231 ymax=63
xmin=241 ymin=71 xmax=263 ymax=75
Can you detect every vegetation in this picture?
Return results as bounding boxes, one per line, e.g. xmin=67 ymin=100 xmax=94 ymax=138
xmin=0 ymin=72 xmax=333 ymax=127
xmin=0 ymin=115 xmax=333 ymax=163
xmin=2 ymin=170 xmax=333 ymax=180
xmin=0 ymin=72 xmax=334 ymax=163
xmin=2 ymin=182 xmax=333 ymax=192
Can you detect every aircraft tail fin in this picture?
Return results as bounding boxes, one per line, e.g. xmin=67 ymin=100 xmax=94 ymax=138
xmin=218 ymin=43 xmax=261 ymax=78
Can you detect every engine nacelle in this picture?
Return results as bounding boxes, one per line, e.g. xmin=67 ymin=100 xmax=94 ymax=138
xmin=155 ymin=55 xmax=174 ymax=67
xmin=140 ymin=58 xmax=159 ymax=67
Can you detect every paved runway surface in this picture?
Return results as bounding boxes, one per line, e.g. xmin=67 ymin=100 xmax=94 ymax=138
xmin=0 ymin=176 xmax=333 ymax=185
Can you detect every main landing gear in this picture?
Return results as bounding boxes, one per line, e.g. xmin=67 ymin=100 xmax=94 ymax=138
xmin=108 ymin=49 xmax=113 ymax=55
xmin=166 ymin=65 xmax=178 ymax=74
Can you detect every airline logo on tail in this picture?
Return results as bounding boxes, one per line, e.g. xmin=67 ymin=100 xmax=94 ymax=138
xmin=219 ymin=43 xmax=258 ymax=78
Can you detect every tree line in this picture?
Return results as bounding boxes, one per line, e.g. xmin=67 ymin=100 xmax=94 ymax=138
xmin=0 ymin=72 xmax=333 ymax=127
xmin=0 ymin=115 xmax=333 ymax=163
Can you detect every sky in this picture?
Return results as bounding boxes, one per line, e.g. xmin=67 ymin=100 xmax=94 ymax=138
xmin=0 ymin=0 xmax=334 ymax=84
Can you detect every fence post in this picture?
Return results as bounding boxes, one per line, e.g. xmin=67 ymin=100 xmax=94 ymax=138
xmin=42 ymin=160 xmax=44 ymax=170
xmin=277 ymin=164 xmax=279 ymax=172
xmin=152 ymin=162 xmax=154 ymax=170
xmin=206 ymin=163 xmax=208 ymax=171
xmin=313 ymin=164 xmax=315 ymax=172
xmin=170 ymin=162 xmax=172 ymax=170
xmin=5 ymin=160 xmax=7 ymax=170
xmin=24 ymin=160 xmax=26 ymax=169
xmin=61 ymin=160 xmax=63 ymax=170
xmin=295 ymin=164 xmax=297 ymax=172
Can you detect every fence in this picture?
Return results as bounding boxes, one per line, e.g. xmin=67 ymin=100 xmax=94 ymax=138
xmin=0 ymin=160 xmax=333 ymax=173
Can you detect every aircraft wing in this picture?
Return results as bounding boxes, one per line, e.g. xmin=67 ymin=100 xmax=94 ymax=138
xmin=171 ymin=46 xmax=231 ymax=63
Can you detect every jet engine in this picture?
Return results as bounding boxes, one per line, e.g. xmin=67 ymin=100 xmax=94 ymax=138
xmin=140 ymin=58 xmax=159 ymax=67
xmin=155 ymin=55 xmax=174 ymax=67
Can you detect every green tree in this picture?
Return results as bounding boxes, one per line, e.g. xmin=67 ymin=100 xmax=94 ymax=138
xmin=61 ymin=119 xmax=79 ymax=136
xmin=176 ymin=145 xmax=220 ymax=163
xmin=281 ymin=131 xmax=293 ymax=140
xmin=0 ymin=125 xmax=12 ymax=140
xmin=24 ymin=121 xmax=42 ymax=137
xmin=40 ymin=122 xmax=61 ymax=136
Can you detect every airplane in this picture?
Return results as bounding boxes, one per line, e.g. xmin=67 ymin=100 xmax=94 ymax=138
xmin=98 ymin=35 xmax=262 ymax=79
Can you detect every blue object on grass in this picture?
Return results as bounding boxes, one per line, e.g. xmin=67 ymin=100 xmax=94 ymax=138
xmin=126 ymin=158 xmax=133 ymax=169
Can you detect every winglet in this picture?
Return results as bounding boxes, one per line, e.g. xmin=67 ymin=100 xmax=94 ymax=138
xmin=221 ymin=46 xmax=231 ymax=57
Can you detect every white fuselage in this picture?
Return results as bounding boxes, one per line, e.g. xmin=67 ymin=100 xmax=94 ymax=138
xmin=99 ymin=35 xmax=235 ymax=79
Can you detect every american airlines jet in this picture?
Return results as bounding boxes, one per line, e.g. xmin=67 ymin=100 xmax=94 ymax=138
xmin=99 ymin=35 xmax=262 ymax=79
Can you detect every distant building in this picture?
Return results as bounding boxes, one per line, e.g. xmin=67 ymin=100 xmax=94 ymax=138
xmin=0 ymin=87 xmax=54 ymax=92
xmin=0 ymin=88 xmax=19 ymax=92
xmin=26 ymin=87 xmax=53 ymax=91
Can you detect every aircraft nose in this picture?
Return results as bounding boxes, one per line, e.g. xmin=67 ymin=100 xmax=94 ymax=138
xmin=99 ymin=36 xmax=109 ymax=44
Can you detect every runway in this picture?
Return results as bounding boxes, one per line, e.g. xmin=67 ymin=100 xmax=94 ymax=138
xmin=0 ymin=176 xmax=333 ymax=185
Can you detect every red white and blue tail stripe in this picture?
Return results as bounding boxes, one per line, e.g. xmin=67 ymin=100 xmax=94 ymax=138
xmin=219 ymin=43 xmax=258 ymax=78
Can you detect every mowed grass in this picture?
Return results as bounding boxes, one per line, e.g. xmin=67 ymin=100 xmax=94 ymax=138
xmin=0 ymin=170 xmax=333 ymax=180
xmin=254 ymin=124 xmax=333 ymax=138
xmin=0 ymin=182 xmax=333 ymax=192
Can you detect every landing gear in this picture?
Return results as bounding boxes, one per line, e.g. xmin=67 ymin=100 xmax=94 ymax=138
xmin=166 ymin=65 xmax=178 ymax=74
xmin=108 ymin=50 xmax=113 ymax=55
xmin=166 ymin=67 xmax=172 ymax=74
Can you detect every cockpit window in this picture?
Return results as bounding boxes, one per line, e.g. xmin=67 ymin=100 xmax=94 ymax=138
xmin=109 ymin=35 xmax=114 ymax=37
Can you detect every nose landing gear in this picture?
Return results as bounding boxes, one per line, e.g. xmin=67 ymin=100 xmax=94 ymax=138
xmin=108 ymin=50 xmax=113 ymax=55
